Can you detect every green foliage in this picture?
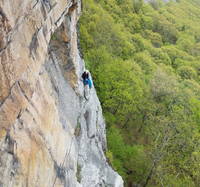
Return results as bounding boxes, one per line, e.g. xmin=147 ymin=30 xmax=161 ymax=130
xmin=51 ymin=33 xmax=58 ymax=40
xmin=107 ymin=126 xmax=150 ymax=183
xmin=149 ymin=0 xmax=164 ymax=10
xmin=134 ymin=51 xmax=156 ymax=75
xmin=152 ymin=13 xmax=179 ymax=44
xmin=106 ymin=150 xmax=114 ymax=164
xmin=177 ymin=66 xmax=197 ymax=80
xmin=75 ymin=122 xmax=81 ymax=137
xmin=76 ymin=164 xmax=82 ymax=183
xmin=144 ymin=30 xmax=163 ymax=47
xmin=176 ymin=34 xmax=195 ymax=54
xmin=162 ymin=175 xmax=195 ymax=187
xmin=133 ymin=0 xmax=143 ymax=13
xmin=79 ymin=0 xmax=200 ymax=186
xmin=150 ymin=68 xmax=179 ymax=101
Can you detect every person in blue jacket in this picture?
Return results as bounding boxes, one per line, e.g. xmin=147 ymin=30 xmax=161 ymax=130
xmin=82 ymin=70 xmax=92 ymax=100
xmin=82 ymin=70 xmax=92 ymax=89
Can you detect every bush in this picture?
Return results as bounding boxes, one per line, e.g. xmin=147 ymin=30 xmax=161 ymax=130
xmin=177 ymin=66 xmax=197 ymax=80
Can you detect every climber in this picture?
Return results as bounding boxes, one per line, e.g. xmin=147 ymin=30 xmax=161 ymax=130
xmin=82 ymin=70 xmax=92 ymax=100
xmin=82 ymin=70 xmax=92 ymax=89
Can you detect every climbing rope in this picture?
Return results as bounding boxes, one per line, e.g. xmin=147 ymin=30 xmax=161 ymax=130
xmin=52 ymin=137 xmax=74 ymax=187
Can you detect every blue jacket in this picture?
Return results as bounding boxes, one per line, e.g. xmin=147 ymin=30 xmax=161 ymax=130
xmin=83 ymin=78 xmax=92 ymax=88
xmin=88 ymin=78 xmax=92 ymax=89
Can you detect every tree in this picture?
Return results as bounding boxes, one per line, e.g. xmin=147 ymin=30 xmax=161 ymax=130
xmin=177 ymin=66 xmax=197 ymax=80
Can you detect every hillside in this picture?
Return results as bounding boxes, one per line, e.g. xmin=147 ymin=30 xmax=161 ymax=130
xmin=79 ymin=0 xmax=200 ymax=186
xmin=0 ymin=0 xmax=123 ymax=186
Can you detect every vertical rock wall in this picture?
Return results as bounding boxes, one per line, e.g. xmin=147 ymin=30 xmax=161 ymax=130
xmin=0 ymin=0 xmax=123 ymax=186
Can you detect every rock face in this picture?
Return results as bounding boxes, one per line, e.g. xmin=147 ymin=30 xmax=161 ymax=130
xmin=0 ymin=0 xmax=123 ymax=186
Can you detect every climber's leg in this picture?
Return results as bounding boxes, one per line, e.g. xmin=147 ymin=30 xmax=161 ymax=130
xmin=84 ymin=84 xmax=89 ymax=100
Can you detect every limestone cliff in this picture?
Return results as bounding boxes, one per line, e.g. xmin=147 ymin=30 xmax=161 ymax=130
xmin=0 ymin=0 xmax=123 ymax=186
